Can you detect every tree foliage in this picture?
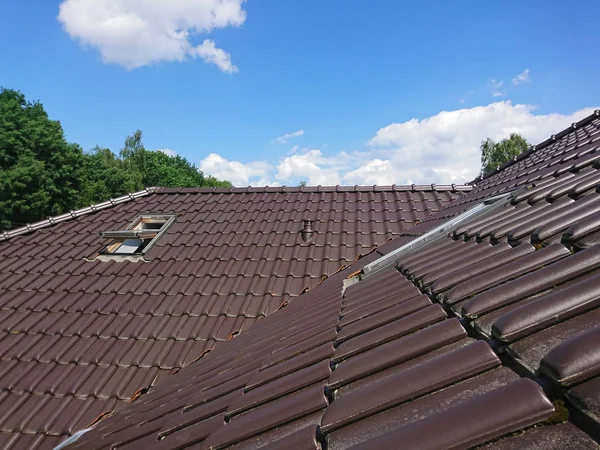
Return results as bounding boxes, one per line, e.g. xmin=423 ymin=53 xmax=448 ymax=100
xmin=480 ymin=133 xmax=530 ymax=175
xmin=0 ymin=88 xmax=83 ymax=229
xmin=79 ymin=146 xmax=140 ymax=206
xmin=0 ymin=88 xmax=232 ymax=230
xmin=144 ymin=150 xmax=230 ymax=188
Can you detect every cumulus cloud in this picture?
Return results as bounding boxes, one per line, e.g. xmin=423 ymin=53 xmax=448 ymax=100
xmin=492 ymin=91 xmax=505 ymax=98
xmin=199 ymin=153 xmax=273 ymax=186
xmin=57 ymin=0 xmax=245 ymax=71
xmin=194 ymin=39 xmax=238 ymax=73
xmin=512 ymin=68 xmax=531 ymax=85
xmin=158 ymin=148 xmax=177 ymax=157
xmin=276 ymin=149 xmax=351 ymax=185
xmin=198 ymin=102 xmax=597 ymax=187
xmin=369 ymin=101 xmax=597 ymax=184
xmin=343 ymin=159 xmax=397 ymax=185
xmin=274 ymin=130 xmax=305 ymax=144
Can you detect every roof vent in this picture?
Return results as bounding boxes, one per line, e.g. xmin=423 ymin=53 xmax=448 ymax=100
xmin=301 ymin=219 xmax=314 ymax=242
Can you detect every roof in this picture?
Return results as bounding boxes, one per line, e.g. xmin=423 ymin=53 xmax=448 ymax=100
xmin=0 ymin=184 xmax=468 ymax=449
xmin=57 ymin=110 xmax=600 ymax=449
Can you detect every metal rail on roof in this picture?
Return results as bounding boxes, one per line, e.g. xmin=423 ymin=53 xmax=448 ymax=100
xmin=0 ymin=187 xmax=159 ymax=242
xmin=100 ymin=230 xmax=158 ymax=239
xmin=362 ymin=193 xmax=512 ymax=278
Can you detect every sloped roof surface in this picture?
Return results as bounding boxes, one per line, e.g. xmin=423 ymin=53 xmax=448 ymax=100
xmin=0 ymin=185 xmax=466 ymax=449
xmin=60 ymin=111 xmax=600 ymax=449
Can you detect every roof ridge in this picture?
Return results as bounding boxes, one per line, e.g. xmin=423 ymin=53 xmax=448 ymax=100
xmin=155 ymin=184 xmax=473 ymax=194
xmin=0 ymin=187 xmax=159 ymax=242
xmin=472 ymin=109 xmax=600 ymax=184
xmin=0 ymin=185 xmax=473 ymax=243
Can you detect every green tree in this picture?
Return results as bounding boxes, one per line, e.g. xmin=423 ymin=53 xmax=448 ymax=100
xmin=480 ymin=133 xmax=529 ymax=175
xmin=116 ymin=130 xmax=232 ymax=188
xmin=0 ymin=88 xmax=83 ymax=230
xmin=144 ymin=151 xmax=202 ymax=187
xmin=0 ymin=89 xmax=233 ymax=230
xmin=80 ymin=146 xmax=139 ymax=205
xmin=119 ymin=129 xmax=146 ymax=190
xmin=78 ymin=132 xmax=232 ymax=203
xmin=144 ymin=150 xmax=231 ymax=188
xmin=298 ymin=180 xmax=307 ymax=187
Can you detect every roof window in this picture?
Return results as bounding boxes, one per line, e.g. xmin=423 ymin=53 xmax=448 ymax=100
xmin=100 ymin=214 xmax=176 ymax=255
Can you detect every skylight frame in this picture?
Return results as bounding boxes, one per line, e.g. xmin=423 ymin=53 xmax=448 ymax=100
xmin=362 ymin=193 xmax=512 ymax=278
xmin=100 ymin=214 xmax=176 ymax=256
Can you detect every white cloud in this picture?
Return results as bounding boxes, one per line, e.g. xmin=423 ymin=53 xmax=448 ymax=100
xmin=158 ymin=148 xmax=177 ymax=157
xmin=275 ymin=149 xmax=350 ymax=185
xmin=274 ymin=129 xmax=304 ymax=144
xmin=488 ymin=79 xmax=506 ymax=98
xmin=343 ymin=159 xmax=397 ymax=185
xmin=512 ymin=69 xmax=531 ymax=85
xmin=490 ymin=79 xmax=504 ymax=89
xmin=57 ymin=0 xmax=245 ymax=71
xmin=198 ymin=102 xmax=597 ymax=187
xmin=199 ymin=153 xmax=273 ymax=186
xmin=369 ymin=101 xmax=597 ymax=183
xmin=194 ymin=39 xmax=238 ymax=73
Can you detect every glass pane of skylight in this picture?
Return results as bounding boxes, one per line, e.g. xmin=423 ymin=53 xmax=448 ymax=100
xmin=113 ymin=238 xmax=143 ymax=254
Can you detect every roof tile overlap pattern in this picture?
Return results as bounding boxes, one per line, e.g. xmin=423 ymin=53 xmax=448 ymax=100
xmin=59 ymin=112 xmax=600 ymax=449
xmin=0 ymin=186 xmax=465 ymax=448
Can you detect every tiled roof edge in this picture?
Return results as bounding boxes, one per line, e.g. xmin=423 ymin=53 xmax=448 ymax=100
xmin=154 ymin=184 xmax=473 ymax=194
xmin=0 ymin=183 xmax=473 ymax=242
xmin=471 ymin=109 xmax=600 ymax=185
xmin=0 ymin=187 xmax=159 ymax=242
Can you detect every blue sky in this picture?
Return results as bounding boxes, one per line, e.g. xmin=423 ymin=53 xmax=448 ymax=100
xmin=1 ymin=1 xmax=598 ymax=186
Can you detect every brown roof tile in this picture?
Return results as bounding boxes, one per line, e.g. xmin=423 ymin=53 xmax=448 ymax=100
xmin=0 ymin=184 xmax=463 ymax=447
xmin=7 ymin=113 xmax=600 ymax=448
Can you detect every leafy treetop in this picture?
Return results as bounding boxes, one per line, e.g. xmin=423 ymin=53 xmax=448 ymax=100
xmin=480 ymin=133 xmax=530 ymax=175
xmin=0 ymin=88 xmax=232 ymax=230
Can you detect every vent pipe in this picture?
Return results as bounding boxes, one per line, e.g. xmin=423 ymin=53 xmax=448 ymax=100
xmin=301 ymin=219 xmax=314 ymax=242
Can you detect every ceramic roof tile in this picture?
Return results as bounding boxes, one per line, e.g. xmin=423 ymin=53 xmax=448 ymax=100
xmin=479 ymin=422 xmax=599 ymax=450
xmin=6 ymin=114 xmax=600 ymax=448
xmin=347 ymin=379 xmax=554 ymax=450
xmin=566 ymin=376 xmax=600 ymax=430
xmin=539 ymin=325 xmax=600 ymax=386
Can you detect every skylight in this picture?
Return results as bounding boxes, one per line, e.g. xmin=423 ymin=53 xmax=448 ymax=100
xmin=100 ymin=214 xmax=176 ymax=255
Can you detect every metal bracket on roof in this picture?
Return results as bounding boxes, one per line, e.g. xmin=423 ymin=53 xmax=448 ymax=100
xmin=100 ymin=230 xmax=158 ymax=239
xmin=52 ymin=428 xmax=93 ymax=450
xmin=342 ymin=274 xmax=361 ymax=295
xmin=361 ymin=193 xmax=512 ymax=279
xmin=0 ymin=188 xmax=157 ymax=243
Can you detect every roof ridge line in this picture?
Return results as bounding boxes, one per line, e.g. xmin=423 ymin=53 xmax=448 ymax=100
xmin=0 ymin=187 xmax=159 ymax=243
xmin=472 ymin=109 xmax=600 ymax=184
xmin=155 ymin=184 xmax=473 ymax=195
xmin=1 ymin=183 xmax=473 ymax=242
